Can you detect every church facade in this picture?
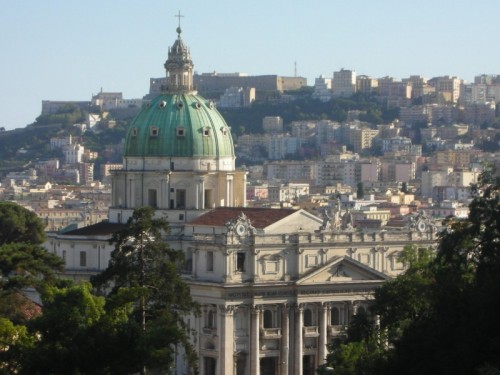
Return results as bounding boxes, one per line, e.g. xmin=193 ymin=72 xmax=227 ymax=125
xmin=46 ymin=25 xmax=438 ymax=375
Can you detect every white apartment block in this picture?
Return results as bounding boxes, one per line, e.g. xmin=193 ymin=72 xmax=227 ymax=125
xmin=50 ymin=135 xmax=73 ymax=150
xmin=356 ymin=75 xmax=378 ymax=95
xmin=64 ymin=144 xmax=85 ymax=164
xmin=263 ymin=116 xmax=284 ymax=133
xmin=218 ymin=87 xmax=255 ymax=108
xmin=267 ymin=136 xmax=302 ymax=160
xmin=332 ymin=69 xmax=356 ymax=98
xmin=265 ymin=161 xmax=316 ymax=182
xmin=312 ymin=75 xmax=332 ymax=102
xmin=268 ymin=183 xmax=310 ymax=203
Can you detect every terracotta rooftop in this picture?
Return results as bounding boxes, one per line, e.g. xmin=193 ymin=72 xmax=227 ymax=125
xmin=63 ymin=221 xmax=126 ymax=236
xmin=188 ymin=207 xmax=297 ymax=228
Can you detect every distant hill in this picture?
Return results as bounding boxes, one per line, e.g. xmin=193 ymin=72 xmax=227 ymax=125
xmin=0 ymin=92 xmax=398 ymax=169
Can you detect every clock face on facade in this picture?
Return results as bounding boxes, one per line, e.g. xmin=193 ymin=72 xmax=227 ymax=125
xmin=417 ymin=220 xmax=426 ymax=232
xmin=236 ymin=223 xmax=246 ymax=236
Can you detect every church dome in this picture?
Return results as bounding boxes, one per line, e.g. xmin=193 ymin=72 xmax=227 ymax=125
xmin=124 ymin=25 xmax=235 ymax=159
xmin=124 ymin=93 xmax=234 ymax=158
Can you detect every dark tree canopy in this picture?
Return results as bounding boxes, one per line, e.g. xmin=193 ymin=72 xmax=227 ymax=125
xmin=0 ymin=202 xmax=63 ymax=312
xmin=320 ymin=166 xmax=500 ymax=375
xmin=0 ymin=202 xmax=46 ymax=246
xmin=92 ymin=207 xmax=199 ymax=373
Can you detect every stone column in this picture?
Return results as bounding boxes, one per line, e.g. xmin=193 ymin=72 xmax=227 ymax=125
xmin=199 ymin=177 xmax=205 ymax=209
xmin=319 ymin=302 xmax=329 ymax=365
xmin=280 ymin=304 xmax=290 ymax=375
xmin=294 ymin=304 xmax=303 ymax=375
xmin=220 ymin=305 xmax=234 ymax=374
xmin=192 ymin=248 xmax=198 ymax=279
xmin=250 ymin=305 xmax=261 ymax=375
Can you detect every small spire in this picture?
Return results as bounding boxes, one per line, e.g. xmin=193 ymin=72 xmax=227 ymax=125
xmin=175 ymin=10 xmax=184 ymax=36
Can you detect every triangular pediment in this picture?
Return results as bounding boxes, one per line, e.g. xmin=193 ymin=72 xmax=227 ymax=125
xmin=264 ymin=209 xmax=323 ymax=234
xmin=297 ymin=256 xmax=390 ymax=285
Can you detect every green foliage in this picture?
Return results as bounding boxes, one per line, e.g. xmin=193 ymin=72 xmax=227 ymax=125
xmin=220 ymin=93 xmax=397 ymax=136
xmin=21 ymin=283 xmax=123 ymax=374
xmin=356 ymin=182 xmax=364 ymax=199
xmin=92 ymin=207 xmax=199 ymax=373
xmin=400 ymin=182 xmax=408 ymax=194
xmin=0 ymin=202 xmax=63 ymax=300
xmin=365 ymin=167 xmax=500 ymax=374
xmin=319 ymin=313 xmax=388 ymax=375
xmin=0 ymin=202 xmax=46 ymax=246
xmin=0 ymin=317 xmax=34 ymax=375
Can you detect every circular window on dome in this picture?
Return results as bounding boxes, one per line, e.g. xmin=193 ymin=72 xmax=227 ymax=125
xmin=158 ymin=100 xmax=167 ymax=108
xmin=194 ymin=102 xmax=201 ymax=109
xmin=177 ymin=102 xmax=184 ymax=110
xmin=208 ymin=101 xmax=215 ymax=109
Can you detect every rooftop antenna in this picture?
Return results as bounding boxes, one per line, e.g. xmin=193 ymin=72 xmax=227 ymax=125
xmin=294 ymin=61 xmax=297 ymax=77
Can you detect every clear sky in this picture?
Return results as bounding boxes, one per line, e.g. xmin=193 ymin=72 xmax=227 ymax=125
xmin=1 ymin=0 xmax=499 ymax=130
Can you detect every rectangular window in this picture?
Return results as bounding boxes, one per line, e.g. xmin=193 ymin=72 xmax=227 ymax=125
xmin=236 ymin=252 xmax=246 ymax=272
xmin=206 ymin=251 xmax=214 ymax=272
xmin=176 ymin=189 xmax=186 ymax=208
xmin=79 ymin=251 xmax=87 ymax=267
xmin=148 ymin=189 xmax=157 ymax=208
xmin=204 ymin=357 xmax=216 ymax=375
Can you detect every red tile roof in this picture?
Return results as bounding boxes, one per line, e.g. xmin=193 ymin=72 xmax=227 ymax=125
xmin=189 ymin=207 xmax=297 ymax=228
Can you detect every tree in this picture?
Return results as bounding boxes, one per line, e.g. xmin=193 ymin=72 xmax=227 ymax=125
xmin=0 ymin=202 xmax=46 ymax=246
xmin=0 ymin=203 xmax=63 ymax=320
xmin=400 ymin=182 xmax=408 ymax=194
xmin=356 ymin=182 xmax=364 ymax=199
xmin=367 ymin=166 xmax=500 ymax=374
xmin=92 ymin=207 xmax=198 ymax=374
xmin=0 ymin=203 xmax=64 ymax=372
xmin=318 ymin=311 xmax=388 ymax=375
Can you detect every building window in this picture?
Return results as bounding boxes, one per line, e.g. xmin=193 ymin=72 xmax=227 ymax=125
xmin=176 ymin=189 xmax=186 ymax=208
xmin=263 ymin=309 xmax=273 ymax=329
xmin=303 ymin=308 xmax=313 ymax=327
xmin=331 ymin=307 xmax=340 ymax=325
xmin=204 ymin=357 xmax=216 ymax=375
xmin=62 ymin=250 xmax=67 ymax=261
xmin=131 ymin=128 xmax=138 ymax=137
xmin=79 ymin=251 xmax=87 ymax=267
xmin=206 ymin=305 xmax=217 ymax=329
xmin=236 ymin=252 xmax=246 ymax=272
xmin=148 ymin=189 xmax=157 ymax=208
xmin=206 ymin=251 xmax=214 ymax=272
xmin=176 ymin=127 xmax=185 ymax=136
xmin=203 ymin=127 xmax=210 ymax=137
xmin=150 ymin=126 xmax=159 ymax=137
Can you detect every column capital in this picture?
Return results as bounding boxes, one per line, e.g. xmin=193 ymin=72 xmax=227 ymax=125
xmin=251 ymin=304 xmax=262 ymax=314
xmin=219 ymin=305 xmax=235 ymax=316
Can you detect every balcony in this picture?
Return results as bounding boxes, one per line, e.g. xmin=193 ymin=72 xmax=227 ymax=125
xmin=303 ymin=326 xmax=319 ymax=337
xmin=328 ymin=325 xmax=347 ymax=336
xmin=202 ymin=327 xmax=217 ymax=336
xmin=260 ymin=328 xmax=281 ymax=338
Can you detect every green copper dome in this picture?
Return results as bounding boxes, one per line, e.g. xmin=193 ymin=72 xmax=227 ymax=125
xmin=124 ymin=93 xmax=235 ymax=158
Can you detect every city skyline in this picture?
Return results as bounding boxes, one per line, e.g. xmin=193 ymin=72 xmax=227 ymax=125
xmin=1 ymin=0 xmax=500 ymax=131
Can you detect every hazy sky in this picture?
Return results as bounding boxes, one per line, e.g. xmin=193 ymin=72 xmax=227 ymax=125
xmin=1 ymin=0 xmax=499 ymax=130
